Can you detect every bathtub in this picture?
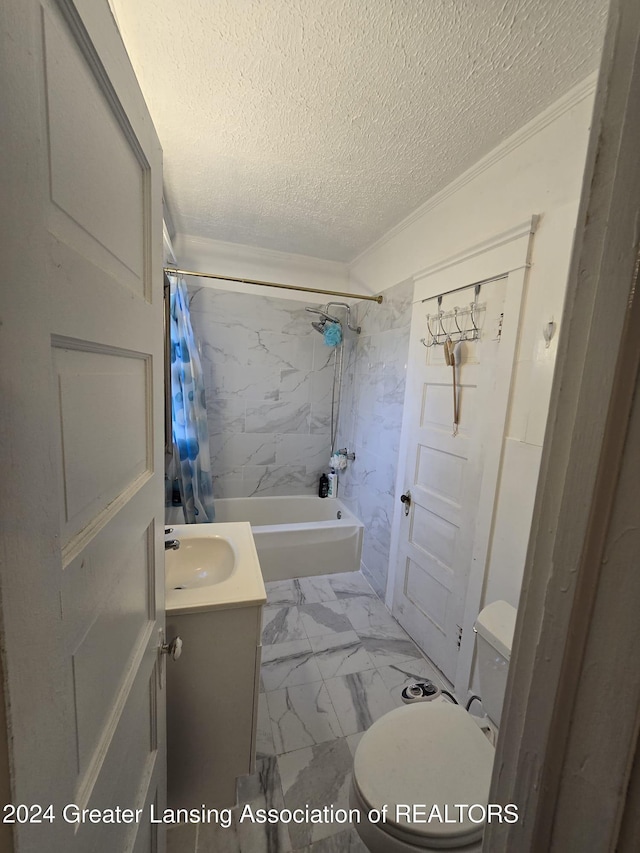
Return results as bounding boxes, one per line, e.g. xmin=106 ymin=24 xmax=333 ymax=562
xmin=212 ymin=496 xmax=364 ymax=582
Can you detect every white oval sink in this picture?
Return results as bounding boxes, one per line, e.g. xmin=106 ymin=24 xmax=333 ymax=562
xmin=166 ymin=535 xmax=236 ymax=589
xmin=165 ymin=522 xmax=266 ymax=614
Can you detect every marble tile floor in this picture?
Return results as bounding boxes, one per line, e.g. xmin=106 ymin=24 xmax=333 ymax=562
xmin=168 ymin=570 xmax=449 ymax=853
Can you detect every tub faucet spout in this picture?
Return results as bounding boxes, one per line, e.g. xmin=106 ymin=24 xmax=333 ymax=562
xmin=165 ymin=538 xmax=180 ymax=551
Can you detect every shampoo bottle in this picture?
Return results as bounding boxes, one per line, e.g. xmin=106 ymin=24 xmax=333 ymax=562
xmin=318 ymin=473 xmax=329 ymax=498
xmin=327 ymin=469 xmax=337 ymax=497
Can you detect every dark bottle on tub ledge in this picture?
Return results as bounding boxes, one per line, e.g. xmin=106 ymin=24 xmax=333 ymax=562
xmin=318 ymin=473 xmax=329 ymax=498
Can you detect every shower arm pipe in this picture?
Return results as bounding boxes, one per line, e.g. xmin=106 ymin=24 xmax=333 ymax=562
xmin=163 ymin=266 xmax=384 ymax=304
xmin=325 ymin=301 xmax=361 ymax=333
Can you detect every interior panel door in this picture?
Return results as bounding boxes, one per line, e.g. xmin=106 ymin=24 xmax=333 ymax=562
xmin=392 ymin=279 xmax=507 ymax=683
xmin=0 ymin=1 xmax=165 ymax=851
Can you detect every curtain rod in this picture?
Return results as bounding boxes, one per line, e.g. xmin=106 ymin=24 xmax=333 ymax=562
xmin=163 ymin=266 xmax=384 ymax=304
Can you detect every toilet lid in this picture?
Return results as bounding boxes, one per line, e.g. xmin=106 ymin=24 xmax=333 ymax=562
xmin=353 ymin=702 xmax=494 ymax=849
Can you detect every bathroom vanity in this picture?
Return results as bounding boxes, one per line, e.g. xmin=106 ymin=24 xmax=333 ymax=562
xmin=164 ymin=522 xmax=266 ymax=809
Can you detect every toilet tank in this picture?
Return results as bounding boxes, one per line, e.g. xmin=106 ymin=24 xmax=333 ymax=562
xmin=474 ymin=600 xmax=517 ymax=727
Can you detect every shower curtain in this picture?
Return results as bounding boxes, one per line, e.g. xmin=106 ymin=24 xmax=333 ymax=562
xmin=168 ymin=275 xmax=215 ymax=523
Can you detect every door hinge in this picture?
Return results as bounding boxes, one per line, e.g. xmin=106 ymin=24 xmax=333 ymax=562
xmin=457 ymin=625 xmax=463 ymax=648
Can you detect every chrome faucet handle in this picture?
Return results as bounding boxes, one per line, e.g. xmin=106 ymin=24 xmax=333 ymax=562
xmin=165 ymin=527 xmax=173 ymax=535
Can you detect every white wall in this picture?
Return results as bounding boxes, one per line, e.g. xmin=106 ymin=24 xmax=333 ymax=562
xmin=174 ymin=233 xmax=351 ymax=303
xmin=348 ymin=76 xmax=596 ymax=613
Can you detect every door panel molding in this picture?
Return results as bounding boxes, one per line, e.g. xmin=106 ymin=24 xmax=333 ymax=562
xmin=413 ymin=217 xmax=538 ymax=300
xmin=47 ymin=1 xmax=152 ymax=301
xmin=0 ymin=2 xmax=165 ymax=851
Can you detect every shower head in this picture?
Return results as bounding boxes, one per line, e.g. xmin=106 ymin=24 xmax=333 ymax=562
xmin=305 ymin=306 xmax=341 ymax=323
xmin=311 ymin=321 xmax=326 ymax=334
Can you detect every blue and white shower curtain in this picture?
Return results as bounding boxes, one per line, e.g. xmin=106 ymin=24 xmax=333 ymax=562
xmin=169 ymin=275 xmax=215 ymax=523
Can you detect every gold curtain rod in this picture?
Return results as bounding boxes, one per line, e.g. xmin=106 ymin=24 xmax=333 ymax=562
xmin=163 ymin=266 xmax=384 ymax=304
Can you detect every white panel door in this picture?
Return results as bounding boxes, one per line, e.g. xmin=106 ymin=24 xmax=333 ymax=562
xmin=0 ymin=1 xmax=165 ymax=852
xmin=392 ymin=280 xmax=507 ymax=683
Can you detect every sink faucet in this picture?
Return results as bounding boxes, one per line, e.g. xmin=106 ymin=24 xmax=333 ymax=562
xmin=165 ymin=528 xmax=180 ymax=551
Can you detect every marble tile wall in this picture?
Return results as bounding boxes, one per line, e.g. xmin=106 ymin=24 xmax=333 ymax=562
xmin=336 ymin=279 xmax=413 ymax=598
xmin=187 ymin=286 xmax=337 ymax=497
xmin=184 ymin=280 xmax=412 ymax=591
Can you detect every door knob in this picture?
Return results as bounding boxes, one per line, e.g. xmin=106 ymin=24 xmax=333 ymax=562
xmin=161 ymin=635 xmax=183 ymax=660
xmin=400 ymin=492 xmax=411 ymax=516
xmin=158 ymin=629 xmax=182 ymax=688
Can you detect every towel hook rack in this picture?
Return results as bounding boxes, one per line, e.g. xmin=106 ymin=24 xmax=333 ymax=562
xmin=420 ymin=285 xmax=484 ymax=348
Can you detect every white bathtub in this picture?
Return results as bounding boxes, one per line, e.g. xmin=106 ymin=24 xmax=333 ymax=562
xmin=211 ymin=496 xmax=364 ymax=582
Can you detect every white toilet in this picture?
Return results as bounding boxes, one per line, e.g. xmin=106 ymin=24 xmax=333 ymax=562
xmin=350 ymin=600 xmax=517 ymax=852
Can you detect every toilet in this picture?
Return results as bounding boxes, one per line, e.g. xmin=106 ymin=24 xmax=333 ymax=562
xmin=349 ymin=600 xmax=517 ymax=852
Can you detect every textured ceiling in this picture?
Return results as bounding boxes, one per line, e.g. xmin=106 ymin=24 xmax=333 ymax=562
xmin=110 ymin=0 xmax=607 ymax=262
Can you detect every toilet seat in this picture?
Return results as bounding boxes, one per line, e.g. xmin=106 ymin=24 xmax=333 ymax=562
xmin=352 ymin=702 xmax=494 ymax=849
